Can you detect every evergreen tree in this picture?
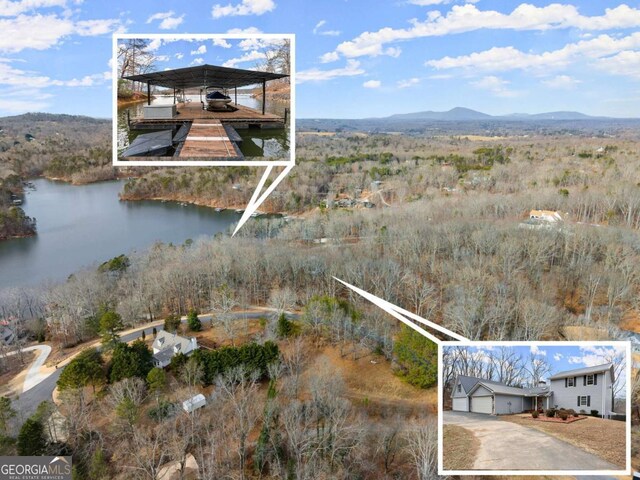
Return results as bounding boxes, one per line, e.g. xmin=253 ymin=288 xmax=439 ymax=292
xmin=99 ymin=310 xmax=124 ymax=349
xmin=17 ymin=418 xmax=46 ymax=455
xmin=276 ymin=312 xmax=293 ymax=338
xmin=164 ymin=314 xmax=181 ymax=333
xmin=393 ymin=326 xmax=438 ymax=389
xmin=187 ymin=310 xmax=202 ymax=332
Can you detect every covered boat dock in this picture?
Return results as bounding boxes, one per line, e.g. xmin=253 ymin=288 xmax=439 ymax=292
xmin=121 ymin=64 xmax=289 ymax=159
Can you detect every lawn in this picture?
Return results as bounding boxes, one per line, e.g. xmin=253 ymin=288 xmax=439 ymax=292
xmin=442 ymin=424 xmax=479 ymax=470
xmin=501 ymin=415 xmax=626 ymax=468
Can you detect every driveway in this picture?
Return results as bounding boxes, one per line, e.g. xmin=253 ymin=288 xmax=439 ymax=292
xmin=443 ymin=411 xmax=620 ymax=471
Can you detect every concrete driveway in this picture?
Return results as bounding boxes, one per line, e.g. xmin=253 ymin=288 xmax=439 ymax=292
xmin=443 ymin=411 xmax=620 ymax=471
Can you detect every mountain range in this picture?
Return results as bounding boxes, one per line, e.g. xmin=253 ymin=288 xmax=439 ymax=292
xmin=382 ymin=107 xmax=608 ymax=121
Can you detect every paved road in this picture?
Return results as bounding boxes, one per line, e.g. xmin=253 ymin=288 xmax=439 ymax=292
xmin=443 ymin=411 xmax=621 ymax=471
xmin=15 ymin=310 xmax=294 ymax=418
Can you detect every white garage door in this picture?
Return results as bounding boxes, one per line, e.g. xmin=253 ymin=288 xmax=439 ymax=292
xmin=452 ymin=397 xmax=468 ymax=412
xmin=471 ymin=396 xmax=493 ymax=414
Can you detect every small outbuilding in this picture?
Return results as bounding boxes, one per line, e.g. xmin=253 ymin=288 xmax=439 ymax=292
xmin=182 ymin=393 xmax=206 ymax=413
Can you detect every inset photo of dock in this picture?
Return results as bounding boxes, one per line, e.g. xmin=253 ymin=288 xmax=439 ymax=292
xmin=113 ymin=34 xmax=293 ymax=166
xmin=439 ymin=341 xmax=631 ymax=476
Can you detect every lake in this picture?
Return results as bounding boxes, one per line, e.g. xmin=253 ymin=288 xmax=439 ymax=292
xmin=0 ymin=179 xmax=240 ymax=290
xmin=117 ymin=94 xmax=290 ymax=158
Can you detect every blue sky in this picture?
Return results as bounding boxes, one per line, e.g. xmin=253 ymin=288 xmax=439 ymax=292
xmin=456 ymin=343 xmax=627 ymax=378
xmin=1 ymin=0 xmax=639 ymax=118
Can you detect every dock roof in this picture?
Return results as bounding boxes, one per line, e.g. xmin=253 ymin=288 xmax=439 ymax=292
xmin=124 ymin=64 xmax=289 ymax=90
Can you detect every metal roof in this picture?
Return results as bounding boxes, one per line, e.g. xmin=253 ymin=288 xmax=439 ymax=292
xmin=549 ymin=363 xmax=614 ymax=382
xmin=124 ymin=64 xmax=289 ymax=90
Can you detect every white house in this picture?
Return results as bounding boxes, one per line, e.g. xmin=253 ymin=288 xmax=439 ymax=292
xmin=152 ymin=329 xmax=198 ymax=368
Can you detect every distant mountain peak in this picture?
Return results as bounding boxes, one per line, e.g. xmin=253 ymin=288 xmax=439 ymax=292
xmin=382 ymin=107 xmax=603 ymax=121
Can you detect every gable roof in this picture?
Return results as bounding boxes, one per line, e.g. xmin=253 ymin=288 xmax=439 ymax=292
xmin=152 ymin=329 xmax=194 ymax=353
xmin=124 ymin=64 xmax=289 ymax=90
xmin=549 ymin=363 xmax=614 ymax=382
xmin=455 ymin=374 xmax=510 ymax=393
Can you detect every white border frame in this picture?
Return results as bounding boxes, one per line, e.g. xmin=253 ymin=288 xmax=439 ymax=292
xmin=112 ymin=33 xmax=295 ymax=167
xmin=438 ymin=340 xmax=632 ymax=476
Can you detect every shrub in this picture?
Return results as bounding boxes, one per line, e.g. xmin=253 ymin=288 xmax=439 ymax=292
xmin=579 ymin=409 xmax=586 ymax=414
xmin=590 ymin=410 xmax=599 ymax=417
xmin=532 ymin=410 xmax=539 ymax=418
xmin=559 ymin=411 xmax=568 ymax=421
xmin=148 ymin=400 xmax=177 ymax=421
xmin=545 ymin=408 xmax=556 ymax=418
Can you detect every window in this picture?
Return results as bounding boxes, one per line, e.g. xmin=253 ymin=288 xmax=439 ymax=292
xmin=457 ymin=384 xmax=461 ymax=393
xmin=567 ymin=377 xmax=574 ymax=387
xmin=579 ymin=396 xmax=588 ymax=406
xmin=587 ymin=374 xmax=595 ymax=385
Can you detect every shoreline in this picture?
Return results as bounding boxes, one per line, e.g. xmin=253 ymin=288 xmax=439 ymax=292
xmin=119 ymin=192 xmax=286 ymax=215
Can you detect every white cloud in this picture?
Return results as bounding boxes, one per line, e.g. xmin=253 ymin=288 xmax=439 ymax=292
xmin=237 ymin=37 xmax=283 ymax=51
xmin=146 ymin=11 xmax=184 ymax=30
xmin=226 ymin=27 xmax=262 ymax=34
xmin=175 ymin=52 xmax=184 ymax=60
xmin=530 ymin=345 xmax=547 ymax=356
xmin=212 ymin=38 xmax=232 ymax=49
xmin=222 ymin=49 xmax=265 ymax=68
xmin=471 ymin=75 xmax=518 ymax=97
xmin=363 ymin=79 xmax=381 ymax=88
xmin=212 ymin=0 xmax=275 ymax=18
xmin=297 ymin=59 xmax=365 ymax=83
xmin=542 ymin=74 xmax=581 ymax=89
xmin=313 ymin=19 xmax=340 ymax=36
xmin=313 ymin=20 xmax=326 ymax=34
xmin=0 ymin=0 xmax=67 ymax=17
xmin=408 ymin=0 xmax=480 ymax=5
xmin=155 ymin=55 xmax=170 ymax=62
xmin=553 ymin=353 xmax=563 ymax=361
xmin=191 ymin=45 xmax=206 ymax=55
xmin=190 ymin=57 xmax=204 ymax=66
xmin=0 ymin=14 xmax=122 ymax=53
xmin=426 ymin=33 xmax=640 ymax=76
xmin=320 ymin=51 xmax=340 ymax=63
xmin=324 ymin=4 xmax=640 ymax=60
xmin=596 ymin=50 xmax=640 ymax=79
xmin=397 ymin=77 xmax=420 ymax=88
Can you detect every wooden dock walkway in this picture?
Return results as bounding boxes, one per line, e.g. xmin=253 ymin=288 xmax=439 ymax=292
xmin=177 ymin=119 xmax=241 ymax=159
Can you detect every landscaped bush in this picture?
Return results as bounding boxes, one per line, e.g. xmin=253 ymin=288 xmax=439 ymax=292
xmin=531 ymin=410 xmax=539 ymax=418
xmin=580 ymin=409 xmax=586 ymax=414
xmin=590 ymin=410 xmax=599 ymax=417
xmin=559 ymin=411 xmax=569 ymax=421
xmin=545 ymin=408 xmax=556 ymax=418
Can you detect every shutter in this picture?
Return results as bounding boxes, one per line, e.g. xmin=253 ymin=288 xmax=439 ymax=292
xmin=594 ymin=373 xmax=598 ymax=385
xmin=587 ymin=396 xmax=591 ymax=407
xmin=577 ymin=396 xmax=580 ymax=406
xmin=574 ymin=376 xmax=577 ymax=387
xmin=583 ymin=375 xmax=586 ymax=386
xmin=565 ymin=378 xmax=568 ymax=388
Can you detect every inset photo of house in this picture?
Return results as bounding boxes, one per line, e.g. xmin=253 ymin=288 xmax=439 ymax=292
xmin=113 ymin=34 xmax=293 ymax=165
xmin=439 ymin=341 xmax=631 ymax=475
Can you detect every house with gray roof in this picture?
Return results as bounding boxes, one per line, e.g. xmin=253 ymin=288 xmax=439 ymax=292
xmin=451 ymin=363 xmax=614 ymax=416
xmin=152 ymin=329 xmax=198 ymax=368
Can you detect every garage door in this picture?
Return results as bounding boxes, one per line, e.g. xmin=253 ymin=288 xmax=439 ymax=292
xmin=471 ymin=396 xmax=493 ymax=414
xmin=452 ymin=397 xmax=468 ymax=412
